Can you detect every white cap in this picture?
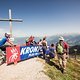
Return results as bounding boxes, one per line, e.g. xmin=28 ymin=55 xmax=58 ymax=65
xmin=5 ymin=32 xmax=11 ymax=35
xmin=59 ymin=36 xmax=64 ymax=41
xmin=6 ymin=32 xmax=11 ymax=35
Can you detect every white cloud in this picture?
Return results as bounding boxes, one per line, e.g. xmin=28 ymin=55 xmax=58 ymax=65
xmin=0 ymin=28 xmax=7 ymax=37
xmin=13 ymin=30 xmax=26 ymax=37
xmin=0 ymin=27 xmax=26 ymax=37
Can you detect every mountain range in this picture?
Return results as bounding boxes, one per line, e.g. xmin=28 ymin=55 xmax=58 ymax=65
xmin=47 ymin=33 xmax=80 ymax=46
xmin=14 ymin=33 xmax=80 ymax=46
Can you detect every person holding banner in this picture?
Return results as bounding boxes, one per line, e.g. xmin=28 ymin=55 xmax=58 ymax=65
xmin=0 ymin=33 xmax=14 ymax=51
xmin=26 ymin=36 xmax=35 ymax=46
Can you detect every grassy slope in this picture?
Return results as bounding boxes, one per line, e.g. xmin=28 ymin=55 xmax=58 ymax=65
xmin=44 ymin=59 xmax=80 ymax=80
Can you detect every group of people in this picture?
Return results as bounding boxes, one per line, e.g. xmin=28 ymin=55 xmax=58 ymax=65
xmin=0 ymin=33 xmax=69 ymax=73
xmin=37 ymin=36 xmax=69 ymax=73
xmin=25 ymin=35 xmax=69 ymax=73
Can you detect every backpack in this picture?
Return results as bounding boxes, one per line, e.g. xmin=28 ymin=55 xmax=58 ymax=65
xmin=56 ymin=41 xmax=69 ymax=54
xmin=56 ymin=43 xmax=64 ymax=54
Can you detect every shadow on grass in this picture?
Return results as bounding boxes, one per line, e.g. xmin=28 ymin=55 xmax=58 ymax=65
xmin=38 ymin=54 xmax=64 ymax=73
xmin=45 ymin=59 xmax=63 ymax=73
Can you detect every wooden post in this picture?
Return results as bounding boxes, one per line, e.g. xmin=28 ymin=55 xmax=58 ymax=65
xmin=9 ymin=9 xmax=12 ymax=37
xmin=74 ymin=49 xmax=77 ymax=60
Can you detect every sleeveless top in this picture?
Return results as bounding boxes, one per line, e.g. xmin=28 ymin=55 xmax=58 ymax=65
xmin=0 ymin=37 xmax=7 ymax=46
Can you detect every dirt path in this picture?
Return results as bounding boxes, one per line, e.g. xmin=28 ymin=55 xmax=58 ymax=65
xmin=0 ymin=58 xmax=50 ymax=80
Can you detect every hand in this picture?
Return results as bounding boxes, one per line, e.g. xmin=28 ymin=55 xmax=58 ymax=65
xmin=66 ymin=54 xmax=69 ymax=59
xmin=10 ymin=44 xmax=15 ymax=47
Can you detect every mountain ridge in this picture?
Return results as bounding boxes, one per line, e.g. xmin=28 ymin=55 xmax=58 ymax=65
xmin=13 ymin=33 xmax=80 ymax=46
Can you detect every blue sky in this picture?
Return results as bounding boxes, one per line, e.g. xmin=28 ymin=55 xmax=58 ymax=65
xmin=0 ymin=0 xmax=80 ymax=37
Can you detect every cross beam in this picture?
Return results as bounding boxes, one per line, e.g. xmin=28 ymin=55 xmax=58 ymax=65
xmin=0 ymin=9 xmax=23 ymax=37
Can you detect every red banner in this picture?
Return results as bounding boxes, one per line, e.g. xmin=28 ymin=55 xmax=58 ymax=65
xmin=6 ymin=47 xmax=20 ymax=64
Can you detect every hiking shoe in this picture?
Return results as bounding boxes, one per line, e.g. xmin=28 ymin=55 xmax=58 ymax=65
xmin=62 ymin=69 xmax=67 ymax=74
xmin=59 ymin=65 xmax=62 ymax=69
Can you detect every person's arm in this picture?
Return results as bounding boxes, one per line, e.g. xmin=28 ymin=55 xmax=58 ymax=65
xmin=7 ymin=39 xmax=14 ymax=46
xmin=65 ymin=42 xmax=69 ymax=54
xmin=54 ymin=46 xmax=58 ymax=60
xmin=64 ymin=42 xmax=69 ymax=59
xmin=46 ymin=41 xmax=48 ymax=46
xmin=55 ymin=43 xmax=58 ymax=52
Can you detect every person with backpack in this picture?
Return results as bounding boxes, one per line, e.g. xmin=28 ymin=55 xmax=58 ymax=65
xmin=56 ymin=36 xmax=69 ymax=73
xmin=42 ymin=37 xmax=47 ymax=59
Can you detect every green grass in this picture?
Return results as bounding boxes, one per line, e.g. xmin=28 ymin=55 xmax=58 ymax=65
xmin=44 ymin=59 xmax=80 ymax=80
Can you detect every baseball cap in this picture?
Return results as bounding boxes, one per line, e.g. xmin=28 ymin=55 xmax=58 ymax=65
xmin=59 ymin=36 xmax=64 ymax=41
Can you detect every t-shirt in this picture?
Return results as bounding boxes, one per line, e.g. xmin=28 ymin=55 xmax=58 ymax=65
xmin=49 ymin=47 xmax=55 ymax=53
xmin=0 ymin=37 xmax=7 ymax=46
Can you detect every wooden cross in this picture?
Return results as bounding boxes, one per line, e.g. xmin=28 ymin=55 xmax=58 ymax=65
xmin=0 ymin=9 xmax=23 ymax=37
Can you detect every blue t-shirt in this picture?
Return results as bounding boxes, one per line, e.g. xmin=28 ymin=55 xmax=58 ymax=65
xmin=49 ymin=47 xmax=55 ymax=53
xmin=0 ymin=37 xmax=7 ymax=46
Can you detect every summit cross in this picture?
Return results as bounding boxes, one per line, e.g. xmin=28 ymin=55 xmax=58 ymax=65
xmin=0 ymin=9 xmax=23 ymax=37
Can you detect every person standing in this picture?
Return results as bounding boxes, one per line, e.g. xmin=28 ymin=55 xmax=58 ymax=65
xmin=38 ymin=39 xmax=42 ymax=46
xmin=56 ymin=36 xmax=69 ymax=73
xmin=42 ymin=37 xmax=47 ymax=59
